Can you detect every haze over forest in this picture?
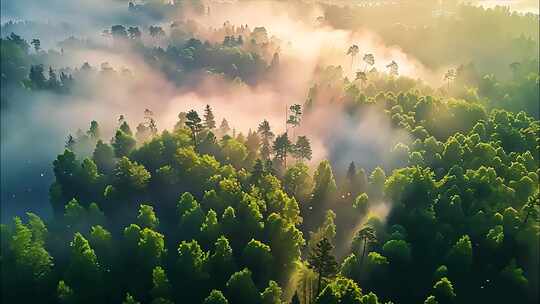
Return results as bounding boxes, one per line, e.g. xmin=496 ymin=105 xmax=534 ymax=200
xmin=1 ymin=1 xmax=539 ymax=304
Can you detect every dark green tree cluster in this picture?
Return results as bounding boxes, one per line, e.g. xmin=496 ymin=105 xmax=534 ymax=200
xmin=314 ymin=69 xmax=540 ymax=304
xmin=2 ymin=107 xmax=314 ymax=304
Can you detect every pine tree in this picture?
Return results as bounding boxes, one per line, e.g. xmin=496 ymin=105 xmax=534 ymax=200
xmin=186 ymin=110 xmax=204 ymax=148
xmin=258 ymin=120 xmax=274 ymax=160
xmin=204 ymin=105 xmax=216 ymax=129
xmin=219 ymin=119 xmax=231 ymax=136
xmin=273 ymin=133 xmax=292 ymax=169
xmin=292 ymin=136 xmax=312 ymax=162
xmin=307 ymin=238 xmax=338 ymax=297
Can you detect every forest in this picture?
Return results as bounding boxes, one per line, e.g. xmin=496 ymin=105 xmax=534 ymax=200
xmin=1 ymin=1 xmax=539 ymax=304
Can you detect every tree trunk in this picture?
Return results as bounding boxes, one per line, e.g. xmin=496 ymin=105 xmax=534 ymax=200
xmin=304 ymin=276 xmax=307 ymax=304
xmin=359 ymin=240 xmax=367 ymax=270
xmin=316 ymin=271 xmax=322 ymax=299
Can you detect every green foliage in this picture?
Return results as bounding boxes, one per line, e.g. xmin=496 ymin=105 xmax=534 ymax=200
xmin=316 ymin=276 xmax=362 ymax=304
xmin=312 ymin=160 xmax=337 ymax=207
xmin=242 ymin=239 xmax=273 ymax=287
xmin=433 ymin=277 xmax=456 ymax=300
xmin=204 ymin=290 xmax=229 ymax=304
xmin=308 ymin=238 xmax=339 ymax=295
xmin=353 ymin=193 xmax=369 ymax=212
xmin=226 ymin=268 xmax=261 ymax=304
xmin=261 ymin=280 xmax=282 ymax=304
xmin=137 ymin=204 xmax=160 ymax=230
xmin=3 ymin=15 xmax=539 ymax=303
xmin=382 ymin=239 xmax=411 ymax=263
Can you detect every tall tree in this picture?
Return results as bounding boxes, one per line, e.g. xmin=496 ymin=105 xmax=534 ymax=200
xmin=29 ymin=64 xmax=47 ymax=89
xmin=185 ymin=110 xmax=204 ymax=149
xmin=362 ymin=53 xmax=375 ymax=71
xmin=258 ymin=120 xmax=275 ymax=160
xmin=355 ymin=71 xmax=367 ymax=89
xmin=444 ymin=69 xmax=457 ymax=92
xmin=273 ymin=133 xmax=292 ymax=169
xmin=204 ymin=105 xmax=217 ymax=129
xmin=346 ymin=45 xmax=359 ymax=72
xmin=148 ymin=26 xmax=165 ymax=41
xmin=307 ymin=238 xmax=338 ymax=297
xmin=522 ymin=193 xmax=539 ymax=226
xmin=352 ymin=225 xmax=377 ymax=270
xmin=219 ymin=119 xmax=231 ymax=136
xmin=287 ymin=104 xmax=302 ymax=137
xmin=292 ymin=136 xmax=312 ymax=162
xmin=31 ymin=38 xmax=41 ymax=53
xmin=386 ymin=60 xmax=399 ymax=77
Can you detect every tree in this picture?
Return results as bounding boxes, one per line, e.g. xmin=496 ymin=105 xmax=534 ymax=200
xmin=226 ymin=269 xmax=261 ymax=304
xmin=66 ymin=134 xmax=76 ymax=150
xmin=292 ymin=136 xmax=312 ymax=162
xmin=31 ymin=38 xmax=41 ymax=53
xmin=242 ymin=239 xmax=273 ymax=287
xmin=204 ymin=290 xmax=229 ymax=304
xmin=200 ymin=209 xmax=220 ymax=247
xmin=287 ymin=104 xmax=302 ymax=136
xmin=209 ymin=236 xmax=236 ymax=287
xmin=123 ymin=293 xmax=140 ymax=304
xmin=227 ymin=268 xmax=261 ymax=304
xmin=185 ymin=110 xmax=204 ymax=148
xmin=355 ymin=71 xmax=367 ymax=88
xmin=57 ymin=280 xmax=74 ymax=304
xmin=424 ymin=295 xmax=438 ymax=304
xmin=246 ymin=130 xmax=261 ymax=155
xmin=93 ymin=140 xmax=115 ymax=174
xmin=273 ymin=133 xmax=292 ymax=169
xmin=112 ymin=130 xmax=136 ymax=158
xmin=433 ymin=277 xmax=456 ymax=302
xmin=87 ymin=121 xmax=100 ymax=140
xmin=353 ymin=193 xmax=369 ymax=212
xmin=447 ymin=235 xmax=472 ymax=272
xmin=308 ymin=238 xmax=338 ymax=296
xmin=316 ymin=277 xmax=362 ymax=304
xmin=369 ymin=167 xmax=386 ymax=199
xmin=311 ymin=160 xmax=337 ymax=207
xmin=386 ymin=61 xmax=399 ymax=77
xmin=137 ymin=204 xmax=159 ymax=230
xmin=29 ymin=64 xmax=46 ymax=89
xmin=65 ymin=233 xmax=102 ymax=302
xmin=219 ymin=119 xmax=231 ymax=136
xmin=521 ymin=193 xmax=539 ymax=225
xmin=309 ymin=210 xmax=337 ymax=248
xmin=382 ymin=239 xmax=411 ymax=263
xmin=284 ymin=162 xmax=313 ymax=202
xmin=261 ymin=280 xmax=282 ymax=304
xmin=204 ymin=105 xmax=217 ymax=129
xmin=151 ymin=266 xmax=172 ymax=301
xmin=352 ymin=225 xmax=377 ymax=270
xmin=112 ymin=157 xmax=151 ymax=194
xmin=346 ymin=45 xmax=360 ymax=71
xmin=258 ymin=120 xmax=275 ymax=160
xmin=7 ymin=216 xmax=53 ymax=295
xmin=362 ymin=53 xmax=375 ymax=71
xmin=444 ymin=69 xmax=457 ymax=91
xmin=111 ymin=25 xmax=128 ymax=43
xmin=149 ymin=26 xmax=165 ymax=41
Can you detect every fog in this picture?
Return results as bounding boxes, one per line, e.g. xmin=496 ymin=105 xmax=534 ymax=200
xmin=2 ymin=0 xmax=436 ymax=221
